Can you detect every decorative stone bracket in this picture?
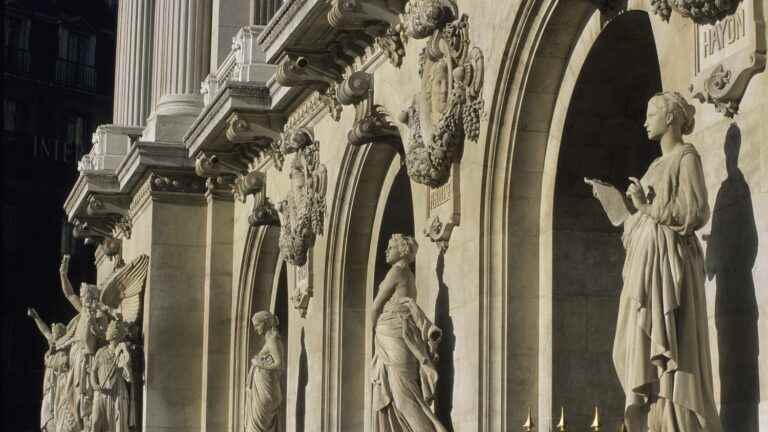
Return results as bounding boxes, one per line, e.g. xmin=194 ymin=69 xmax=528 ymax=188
xmin=275 ymin=53 xmax=344 ymax=121
xmin=338 ymin=71 xmax=403 ymax=150
xmin=85 ymin=194 xmax=133 ymax=239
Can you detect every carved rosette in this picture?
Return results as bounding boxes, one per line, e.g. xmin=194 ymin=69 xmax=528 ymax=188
xmin=276 ymin=129 xmax=327 ymax=267
xmin=400 ymin=13 xmax=484 ymax=187
xmin=650 ymin=0 xmax=742 ymax=25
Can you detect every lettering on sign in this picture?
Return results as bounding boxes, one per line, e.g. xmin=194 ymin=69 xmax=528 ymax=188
xmin=690 ymin=0 xmax=765 ymax=117
xmin=696 ymin=7 xmax=748 ymax=73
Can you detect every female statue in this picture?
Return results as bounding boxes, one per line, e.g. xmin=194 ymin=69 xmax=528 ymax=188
xmin=244 ymin=311 xmax=284 ymax=432
xmin=90 ymin=320 xmax=133 ymax=432
xmin=28 ymin=307 xmax=69 ymax=432
xmin=602 ymin=92 xmax=722 ymax=431
xmin=370 ymin=234 xmax=446 ymax=432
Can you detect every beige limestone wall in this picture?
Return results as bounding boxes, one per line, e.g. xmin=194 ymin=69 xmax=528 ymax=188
xmin=178 ymin=1 xmax=768 ymax=432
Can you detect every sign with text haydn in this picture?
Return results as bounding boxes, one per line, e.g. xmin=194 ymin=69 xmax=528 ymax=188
xmin=691 ymin=0 xmax=766 ymax=117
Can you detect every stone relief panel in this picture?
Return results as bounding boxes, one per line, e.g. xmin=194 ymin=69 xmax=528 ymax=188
xmin=689 ymin=0 xmax=765 ymax=117
xmin=292 ymin=256 xmax=313 ymax=318
xmin=276 ymin=129 xmax=327 ymax=267
xmin=398 ymin=13 xmax=484 ymax=187
xmin=30 ymin=254 xmax=149 ymax=432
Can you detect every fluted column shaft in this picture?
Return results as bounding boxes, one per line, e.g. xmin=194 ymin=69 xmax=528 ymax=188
xmin=151 ymin=0 xmax=211 ymax=117
xmin=113 ymin=0 xmax=154 ymax=127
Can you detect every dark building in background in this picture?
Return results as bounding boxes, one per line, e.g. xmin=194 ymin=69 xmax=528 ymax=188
xmin=2 ymin=1 xmax=117 ymax=429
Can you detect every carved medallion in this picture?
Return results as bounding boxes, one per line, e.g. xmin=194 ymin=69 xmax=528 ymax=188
xmin=399 ymin=13 xmax=484 ymax=187
xmin=277 ymin=130 xmax=327 ymax=266
xmin=690 ymin=0 xmax=765 ymax=117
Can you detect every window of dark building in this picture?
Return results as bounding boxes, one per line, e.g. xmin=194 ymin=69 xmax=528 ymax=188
xmin=3 ymin=99 xmax=27 ymax=133
xmin=64 ymin=113 xmax=88 ymax=146
xmin=3 ymin=16 xmax=31 ymax=74
xmin=56 ymin=28 xmax=97 ymax=90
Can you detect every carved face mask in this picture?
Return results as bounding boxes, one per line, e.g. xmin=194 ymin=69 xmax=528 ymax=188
xmin=430 ymin=60 xmax=450 ymax=124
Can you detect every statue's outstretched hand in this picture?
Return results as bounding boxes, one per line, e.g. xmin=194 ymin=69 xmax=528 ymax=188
xmin=27 ymin=307 xmax=37 ymax=318
xmin=59 ymin=255 xmax=71 ymax=275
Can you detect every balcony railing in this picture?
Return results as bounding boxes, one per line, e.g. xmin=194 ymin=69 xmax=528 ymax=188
xmin=55 ymin=58 xmax=97 ymax=90
xmin=3 ymin=47 xmax=31 ymax=75
xmin=255 ymin=0 xmax=283 ymax=25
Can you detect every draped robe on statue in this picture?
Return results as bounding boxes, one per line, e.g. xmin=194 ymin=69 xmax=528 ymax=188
xmin=41 ymin=344 xmax=69 ymax=431
xmin=90 ymin=343 xmax=131 ymax=432
xmin=372 ymin=296 xmax=447 ymax=432
xmin=244 ymin=344 xmax=282 ymax=432
xmin=614 ymin=144 xmax=722 ymax=432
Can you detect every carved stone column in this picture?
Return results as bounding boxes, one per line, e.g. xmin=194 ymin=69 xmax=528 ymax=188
xmin=113 ymin=0 xmax=154 ymax=127
xmin=145 ymin=0 xmax=212 ymax=141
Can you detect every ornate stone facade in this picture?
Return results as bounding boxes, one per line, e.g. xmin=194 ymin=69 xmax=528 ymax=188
xmin=55 ymin=1 xmax=768 ymax=432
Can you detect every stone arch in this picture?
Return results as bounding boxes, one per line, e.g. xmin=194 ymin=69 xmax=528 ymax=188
xmin=479 ymin=2 xmax=660 ymax=430
xmin=322 ymin=141 xmax=409 ymax=432
xmin=230 ymin=225 xmax=281 ymax=432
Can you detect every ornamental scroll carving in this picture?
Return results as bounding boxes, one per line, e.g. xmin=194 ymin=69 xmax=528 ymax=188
xmin=399 ymin=13 xmax=484 ymax=187
xmin=276 ymin=129 xmax=327 ymax=267
xmin=338 ymin=71 xmax=403 ymax=149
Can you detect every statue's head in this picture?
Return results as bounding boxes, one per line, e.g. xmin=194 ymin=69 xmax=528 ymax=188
xmin=386 ymin=234 xmax=418 ymax=265
xmin=51 ymin=323 xmax=66 ymax=340
xmin=424 ymin=58 xmax=451 ymax=125
xmin=79 ymin=283 xmax=99 ymax=307
xmin=106 ymin=320 xmax=126 ymax=342
xmin=251 ymin=311 xmax=278 ymax=336
xmin=645 ymin=91 xmax=695 ymax=140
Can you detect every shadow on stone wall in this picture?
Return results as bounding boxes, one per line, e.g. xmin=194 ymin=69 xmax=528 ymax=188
xmin=434 ymin=252 xmax=455 ymax=430
xmin=296 ymin=328 xmax=308 ymax=432
xmin=704 ymin=123 xmax=760 ymax=432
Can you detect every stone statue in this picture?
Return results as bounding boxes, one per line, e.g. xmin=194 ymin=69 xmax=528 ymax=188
xmin=53 ymin=253 xmax=149 ymax=432
xmin=244 ymin=311 xmax=284 ymax=432
xmin=28 ymin=308 xmax=69 ymax=432
xmin=587 ymin=92 xmax=722 ymax=432
xmin=370 ymin=234 xmax=446 ymax=432
xmin=57 ymin=255 xmax=110 ymax=432
xmin=90 ymin=320 xmax=133 ymax=432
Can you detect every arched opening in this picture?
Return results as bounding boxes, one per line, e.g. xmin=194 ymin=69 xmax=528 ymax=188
xmin=231 ymin=225 xmax=281 ymax=432
xmin=480 ymin=1 xmax=664 ymax=428
xmin=272 ymin=261 xmax=289 ymax=432
xmin=552 ymin=10 xmax=661 ymax=427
